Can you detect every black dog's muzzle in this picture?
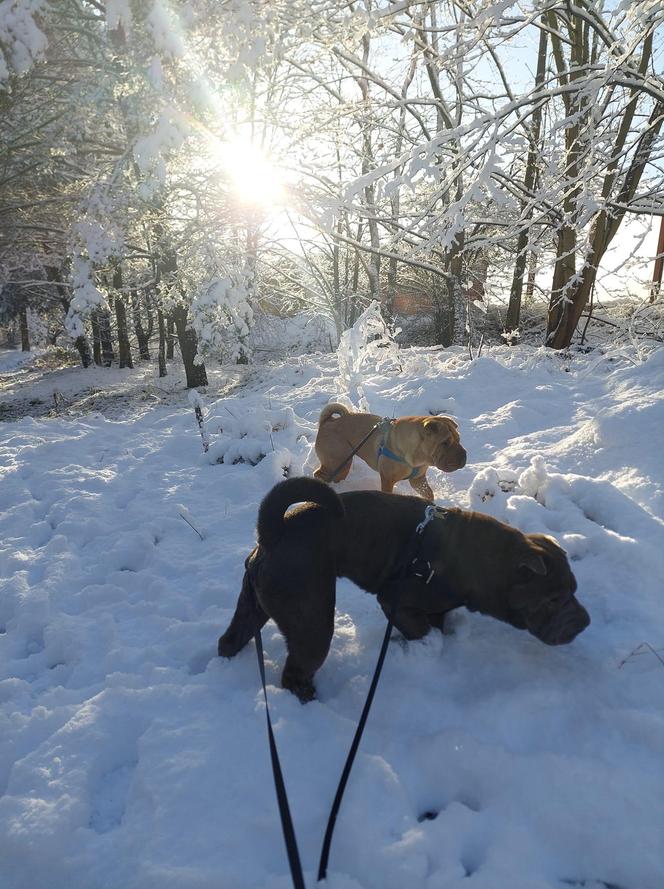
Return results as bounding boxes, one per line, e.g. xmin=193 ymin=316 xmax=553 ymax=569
xmin=527 ymin=598 xmax=590 ymax=645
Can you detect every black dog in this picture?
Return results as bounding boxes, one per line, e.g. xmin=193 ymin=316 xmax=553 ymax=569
xmin=219 ymin=477 xmax=590 ymax=701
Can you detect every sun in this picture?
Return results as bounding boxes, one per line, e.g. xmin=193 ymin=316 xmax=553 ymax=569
xmin=216 ymin=137 xmax=286 ymax=209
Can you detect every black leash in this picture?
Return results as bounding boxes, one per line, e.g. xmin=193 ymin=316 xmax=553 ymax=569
xmin=317 ymin=505 xmax=436 ymax=883
xmin=253 ymin=504 xmax=438 ymax=888
xmin=255 ymin=626 xmax=307 ymax=889
xmin=324 ymin=417 xmax=391 ymax=483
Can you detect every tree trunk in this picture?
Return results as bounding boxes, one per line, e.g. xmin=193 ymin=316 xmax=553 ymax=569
xmin=74 ymin=334 xmax=93 ymax=368
xmin=91 ymin=310 xmax=102 ymax=365
xmin=546 ymin=224 xmax=577 ymax=346
xmin=420 ymin=3 xmax=466 ymax=347
xmin=115 ymin=296 xmax=133 ymax=368
xmin=386 ymin=50 xmax=417 ymax=322
xmin=99 ymin=308 xmax=115 ymax=367
xmin=450 ymin=257 xmax=466 ymax=346
xmin=112 ymin=266 xmax=133 ymax=369
xmin=145 ymin=291 xmax=154 ymax=341
xmin=505 ymin=26 xmax=548 ymax=333
xmin=359 ymin=34 xmax=381 ymax=304
xmin=651 ymin=217 xmax=664 ymax=303
xmin=525 ymin=252 xmax=537 ymax=302
xmin=349 ymin=221 xmax=363 ymax=327
xmin=166 ymin=317 xmax=175 ymax=359
xmin=434 ymin=274 xmax=453 ymax=347
xmin=332 ymin=215 xmax=342 ymax=332
xmin=131 ymin=289 xmax=150 ymax=359
xmin=543 ymin=9 xmax=583 ymax=347
xmin=153 ymin=223 xmax=206 ymax=383
xmin=547 ymin=99 xmax=664 ymax=348
xmin=157 ymin=308 xmax=167 ymax=378
xmin=172 ymin=304 xmax=207 ymax=388
xmin=19 ymin=306 xmax=30 ymax=351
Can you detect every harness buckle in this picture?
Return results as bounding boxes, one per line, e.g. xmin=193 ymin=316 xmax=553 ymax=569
xmin=416 ymin=504 xmax=436 ymax=534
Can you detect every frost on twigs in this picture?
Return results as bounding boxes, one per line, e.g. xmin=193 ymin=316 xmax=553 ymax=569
xmin=336 ymin=300 xmax=401 ymax=410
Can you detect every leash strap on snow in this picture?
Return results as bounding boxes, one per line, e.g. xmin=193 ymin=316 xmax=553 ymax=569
xmin=254 ymin=628 xmax=307 ymax=889
xmin=324 ymin=417 xmax=391 ymax=483
xmin=317 ymin=504 xmax=437 ymax=883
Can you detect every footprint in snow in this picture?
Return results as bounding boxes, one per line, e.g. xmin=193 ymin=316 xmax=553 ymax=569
xmin=89 ymin=759 xmax=138 ymax=834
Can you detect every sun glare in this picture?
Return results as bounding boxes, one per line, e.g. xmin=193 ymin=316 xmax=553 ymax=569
xmin=216 ymin=138 xmax=286 ymax=209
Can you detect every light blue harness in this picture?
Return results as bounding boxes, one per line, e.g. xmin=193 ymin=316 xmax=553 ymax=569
xmin=377 ymin=420 xmax=423 ymax=480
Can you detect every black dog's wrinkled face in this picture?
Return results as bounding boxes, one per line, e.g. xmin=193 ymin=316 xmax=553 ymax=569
xmin=494 ymin=534 xmax=590 ymax=645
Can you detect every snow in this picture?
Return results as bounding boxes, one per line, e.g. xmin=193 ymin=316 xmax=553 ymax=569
xmin=147 ymin=0 xmax=185 ymax=59
xmin=105 ymin=0 xmax=132 ymax=35
xmin=1 ymin=343 xmax=663 ymax=889
xmin=191 ymin=274 xmax=255 ymax=363
xmin=133 ymin=106 xmax=190 ymax=182
xmin=66 ymin=258 xmax=109 ymax=340
xmin=0 ymin=0 xmax=47 ymax=82
xmin=0 ymin=348 xmax=35 ymax=373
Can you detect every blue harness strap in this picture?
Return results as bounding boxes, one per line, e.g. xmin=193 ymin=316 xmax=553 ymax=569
xmin=377 ymin=423 xmax=423 ymax=480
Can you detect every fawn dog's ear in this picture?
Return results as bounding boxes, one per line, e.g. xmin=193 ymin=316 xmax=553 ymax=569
xmin=423 ymin=416 xmax=458 ymax=437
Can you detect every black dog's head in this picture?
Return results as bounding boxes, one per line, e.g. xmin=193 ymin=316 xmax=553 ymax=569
xmin=467 ymin=532 xmax=590 ymax=645
xmin=504 ymin=534 xmax=590 ymax=645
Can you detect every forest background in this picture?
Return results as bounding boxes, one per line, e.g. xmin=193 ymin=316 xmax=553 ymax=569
xmin=1 ymin=0 xmax=663 ymax=382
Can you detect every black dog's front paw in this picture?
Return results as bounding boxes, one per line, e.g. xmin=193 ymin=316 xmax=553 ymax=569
xmin=283 ymin=680 xmax=316 ymax=703
xmin=218 ymin=631 xmax=241 ymax=658
xmin=281 ymin=665 xmax=317 ymax=703
xmin=428 ymin=611 xmax=447 ymax=634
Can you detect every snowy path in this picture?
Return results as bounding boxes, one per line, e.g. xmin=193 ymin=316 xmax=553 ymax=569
xmin=1 ymin=346 xmax=663 ymax=889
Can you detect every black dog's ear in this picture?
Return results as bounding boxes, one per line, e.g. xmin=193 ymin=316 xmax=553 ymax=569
xmin=519 ymin=551 xmax=547 ymax=576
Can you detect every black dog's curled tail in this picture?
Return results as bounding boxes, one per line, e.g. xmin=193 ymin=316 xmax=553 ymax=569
xmin=256 ymin=477 xmax=344 ymax=549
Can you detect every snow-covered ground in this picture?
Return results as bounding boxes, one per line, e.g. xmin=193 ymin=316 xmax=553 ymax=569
xmin=1 ymin=342 xmax=663 ymax=889
xmin=0 ymin=349 xmax=38 ymax=375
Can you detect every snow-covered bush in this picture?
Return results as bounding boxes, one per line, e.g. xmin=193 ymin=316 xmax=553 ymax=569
xmin=469 ymin=456 xmax=578 ymax=521
xmin=190 ymin=273 xmax=254 ymax=364
xmin=468 ymin=466 xmax=519 ymax=516
xmin=337 ymin=300 xmax=401 ymax=409
xmin=203 ymin=399 xmax=311 ymax=472
xmin=64 ymin=257 xmax=108 ymax=341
